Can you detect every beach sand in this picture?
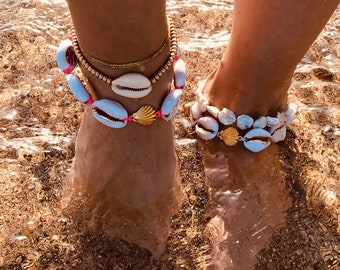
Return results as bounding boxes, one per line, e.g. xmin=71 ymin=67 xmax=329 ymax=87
xmin=0 ymin=0 xmax=339 ymax=269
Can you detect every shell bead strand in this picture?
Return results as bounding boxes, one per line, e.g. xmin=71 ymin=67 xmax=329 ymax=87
xmin=56 ymin=38 xmax=77 ymax=73
xmin=56 ymin=36 xmax=186 ymax=129
xmin=191 ymin=86 xmax=297 ymax=152
xmin=66 ymin=74 xmax=91 ymax=103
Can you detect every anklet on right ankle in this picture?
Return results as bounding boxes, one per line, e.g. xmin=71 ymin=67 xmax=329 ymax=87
xmin=191 ymin=86 xmax=297 ymax=153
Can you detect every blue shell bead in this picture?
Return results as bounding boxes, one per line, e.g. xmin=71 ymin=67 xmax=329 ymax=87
xmin=56 ymin=39 xmax=76 ymax=72
xmin=174 ymin=58 xmax=186 ymax=88
xmin=243 ymin=128 xmax=271 ymax=152
xmin=92 ymin=99 xmax=128 ymax=129
xmin=161 ymin=89 xmax=182 ymax=120
xmin=66 ymin=74 xmax=91 ymax=103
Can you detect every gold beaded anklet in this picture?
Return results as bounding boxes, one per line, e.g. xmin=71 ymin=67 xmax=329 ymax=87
xmin=82 ymin=38 xmax=170 ymax=69
xmin=71 ymin=18 xmax=178 ymax=85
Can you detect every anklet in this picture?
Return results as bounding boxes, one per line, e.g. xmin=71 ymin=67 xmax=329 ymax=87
xmin=191 ymin=87 xmax=297 ymax=152
xmin=56 ymin=38 xmax=186 ymax=128
xmin=82 ymin=38 xmax=170 ymax=69
xmin=66 ymin=19 xmax=177 ymax=99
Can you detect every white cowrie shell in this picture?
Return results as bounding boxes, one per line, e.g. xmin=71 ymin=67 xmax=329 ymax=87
xmin=92 ymin=99 xmax=128 ymax=128
xmin=271 ymin=125 xmax=286 ymax=143
xmin=253 ymin=116 xmax=267 ymax=128
xmin=195 ymin=116 xmax=219 ymax=140
xmin=191 ymin=102 xmax=203 ymax=120
xmin=56 ymin=39 xmax=76 ymax=72
xmin=207 ymin=105 xmax=220 ymax=118
xmin=237 ymin=114 xmax=254 ymax=130
xmin=161 ymin=89 xmax=182 ymax=120
xmin=277 ymin=111 xmax=287 ymax=123
xmin=163 ymin=108 xmax=178 ymax=121
xmin=285 ymin=103 xmax=297 ymax=124
xmin=111 ymin=73 xmax=152 ymax=98
xmin=218 ymin=108 xmax=236 ymax=125
xmin=266 ymin=116 xmax=280 ymax=127
xmin=198 ymin=98 xmax=208 ymax=112
xmin=196 ymin=87 xmax=208 ymax=112
xmin=174 ymin=58 xmax=186 ymax=88
xmin=66 ymin=74 xmax=91 ymax=103
xmin=243 ymin=128 xmax=271 ymax=152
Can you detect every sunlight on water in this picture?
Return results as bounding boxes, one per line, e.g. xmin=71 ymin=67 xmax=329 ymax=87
xmin=1 ymin=0 xmax=339 ymax=269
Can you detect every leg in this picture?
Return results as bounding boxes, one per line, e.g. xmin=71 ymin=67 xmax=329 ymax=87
xmin=63 ymin=0 xmax=183 ymax=258
xmin=205 ymin=0 xmax=339 ymax=115
xmin=200 ymin=0 xmax=339 ymax=269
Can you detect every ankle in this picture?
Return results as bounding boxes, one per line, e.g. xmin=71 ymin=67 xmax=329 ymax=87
xmin=79 ymin=41 xmax=173 ymax=103
xmin=203 ymin=61 xmax=292 ymax=118
xmin=56 ymin=31 xmax=186 ymax=128
xmin=192 ymin=66 xmax=297 ymax=153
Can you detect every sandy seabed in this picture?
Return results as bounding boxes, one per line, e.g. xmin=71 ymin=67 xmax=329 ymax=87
xmin=0 ymin=0 xmax=339 ymax=269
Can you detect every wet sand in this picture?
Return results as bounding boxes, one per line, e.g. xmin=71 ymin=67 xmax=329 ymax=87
xmin=0 ymin=0 xmax=339 ymax=269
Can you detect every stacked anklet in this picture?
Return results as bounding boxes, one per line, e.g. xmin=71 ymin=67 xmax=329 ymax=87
xmin=56 ymin=21 xmax=186 ymax=128
xmin=191 ymin=86 xmax=297 ymax=152
xmin=81 ymin=38 xmax=170 ymax=69
xmin=71 ymin=18 xmax=177 ymax=87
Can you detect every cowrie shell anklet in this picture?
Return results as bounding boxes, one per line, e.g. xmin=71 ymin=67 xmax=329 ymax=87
xmin=191 ymin=86 xmax=297 ymax=153
xmin=56 ymin=30 xmax=186 ymax=128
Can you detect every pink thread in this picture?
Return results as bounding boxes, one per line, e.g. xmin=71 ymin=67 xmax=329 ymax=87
xmin=64 ymin=67 xmax=71 ymax=74
xmin=68 ymin=36 xmax=73 ymax=41
xmin=87 ymin=98 xmax=94 ymax=104
xmin=156 ymin=110 xmax=164 ymax=118
xmin=175 ymin=56 xmax=180 ymax=61
xmin=124 ymin=116 xmax=134 ymax=122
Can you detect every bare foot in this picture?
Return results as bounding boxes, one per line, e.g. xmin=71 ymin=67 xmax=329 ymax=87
xmin=196 ymin=71 xmax=292 ymax=269
xmin=201 ymin=141 xmax=291 ymax=270
xmin=64 ymin=47 xmax=183 ymax=258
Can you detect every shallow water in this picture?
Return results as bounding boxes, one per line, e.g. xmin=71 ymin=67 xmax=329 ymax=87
xmin=200 ymin=141 xmax=292 ymax=269
xmin=1 ymin=0 xmax=339 ymax=269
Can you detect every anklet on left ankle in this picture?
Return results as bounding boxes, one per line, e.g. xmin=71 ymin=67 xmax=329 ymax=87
xmin=56 ymin=20 xmax=187 ymax=129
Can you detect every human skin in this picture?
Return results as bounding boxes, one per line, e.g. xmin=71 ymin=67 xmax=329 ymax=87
xmin=64 ymin=0 xmax=339 ymax=264
xmin=201 ymin=0 xmax=339 ymax=269
xmin=204 ymin=0 xmax=339 ymax=117
xmin=65 ymin=0 xmax=182 ymax=258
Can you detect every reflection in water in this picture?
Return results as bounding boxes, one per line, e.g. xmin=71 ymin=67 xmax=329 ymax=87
xmin=201 ymin=139 xmax=292 ymax=269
